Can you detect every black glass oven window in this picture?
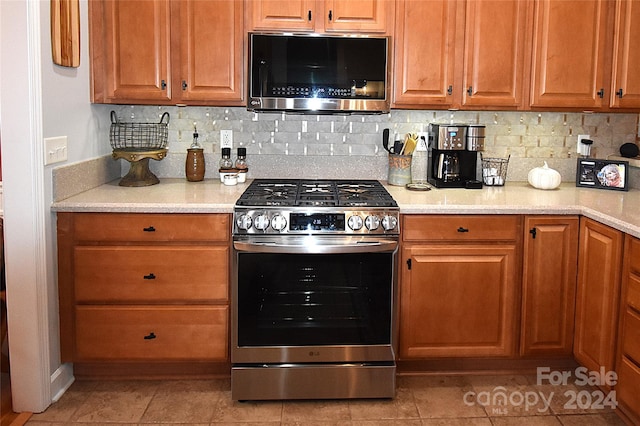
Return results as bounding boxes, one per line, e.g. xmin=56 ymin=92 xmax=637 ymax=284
xmin=237 ymin=252 xmax=393 ymax=346
xmin=250 ymin=34 xmax=387 ymax=99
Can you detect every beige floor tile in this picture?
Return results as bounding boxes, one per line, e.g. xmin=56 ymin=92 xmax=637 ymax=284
xmin=281 ymin=399 xmax=351 ymax=422
xmin=140 ymin=380 xmax=224 ymax=423
xmin=412 ymin=386 xmax=487 ymax=419
xmin=556 ymin=412 xmax=628 ymax=425
xmin=540 ymin=384 xmax=617 ymax=415
xmin=398 ymin=375 xmax=472 ymax=390
xmin=419 ymin=418 xmax=493 ymax=425
xmin=350 ymin=420 xmax=423 ymax=426
xmin=490 ymin=416 xmax=563 ymax=426
xmin=28 ymin=389 xmax=90 ymax=422
xmin=348 ymin=389 xmax=419 ymax=420
xmin=69 ymin=381 xmax=159 ymax=423
xmin=211 ymin=391 xmax=283 ymax=423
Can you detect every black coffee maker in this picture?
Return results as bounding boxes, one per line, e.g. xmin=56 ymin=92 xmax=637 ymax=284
xmin=427 ymin=123 xmax=484 ymax=188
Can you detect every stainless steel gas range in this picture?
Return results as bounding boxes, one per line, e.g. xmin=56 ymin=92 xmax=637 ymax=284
xmin=231 ymin=179 xmax=400 ymax=401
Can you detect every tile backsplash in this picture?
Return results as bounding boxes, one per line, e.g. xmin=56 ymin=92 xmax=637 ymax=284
xmin=92 ymin=106 xmax=639 ymax=185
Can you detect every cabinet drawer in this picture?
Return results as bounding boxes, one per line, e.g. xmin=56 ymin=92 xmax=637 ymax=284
xmin=74 ymin=246 xmax=228 ymax=302
xmin=617 ymin=356 xmax=640 ymax=413
xmin=403 ymin=215 xmax=520 ymax=241
xmin=75 ymin=306 xmax=228 ymax=361
xmin=628 ymin=273 xmax=640 ymax=312
xmin=623 ymin=308 xmax=640 ymax=363
xmin=72 ymin=213 xmax=230 ymax=242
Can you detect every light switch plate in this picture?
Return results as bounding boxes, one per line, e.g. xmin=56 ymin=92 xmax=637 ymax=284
xmin=44 ymin=136 xmax=68 ymax=165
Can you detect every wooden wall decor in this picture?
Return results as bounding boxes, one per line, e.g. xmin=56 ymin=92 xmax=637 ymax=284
xmin=51 ymin=0 xmax=80 ymax=67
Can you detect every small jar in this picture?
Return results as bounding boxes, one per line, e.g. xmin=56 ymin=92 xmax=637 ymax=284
xmin=219 ymin=147 xmax=234 ymax=180
xmin=235 ymin=147 xmax=248 ymax=183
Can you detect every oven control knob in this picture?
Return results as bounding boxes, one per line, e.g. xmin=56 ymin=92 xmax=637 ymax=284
xmin=347 ymin=214 xmax=363 ymax=231
xmin=236 ymin=214 xmax=253 ymax=230
xmin=382 ymin=215 xmax=398 ymax=231
xmin=271 ymin=214 xmax=287 ymax=232
xmin=365 ymin=215 xmax=380 ymax=231
xmin=254 ymin=214 xmax=270 ymax=231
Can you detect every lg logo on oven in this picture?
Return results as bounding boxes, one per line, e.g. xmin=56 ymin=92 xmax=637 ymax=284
xmin=308 ymin=351 xmax=320 ymax=357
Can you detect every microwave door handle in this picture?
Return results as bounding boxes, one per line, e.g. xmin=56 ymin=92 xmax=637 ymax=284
xmin=234 ymin=239 xmax=398 ymax=254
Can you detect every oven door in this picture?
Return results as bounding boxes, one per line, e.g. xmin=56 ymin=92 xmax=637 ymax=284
xmin=232 ymin=235 xmax=398 ymax=364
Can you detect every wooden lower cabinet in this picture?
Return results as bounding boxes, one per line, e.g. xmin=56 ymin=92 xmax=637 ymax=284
xmin=574 ymin=218 xmax=623 ymax=376
xmin=400 ymin=215 xmax=522 ymax=359
xmin=57 ymin=212 xmax=231 ymax=372
xmin=75 ymin=306 xmax=228 ymax=361
xmin=520 ymin=216 xmax=578 ymax=356
xmin=616 ymin=235 xmax=640 ymax=423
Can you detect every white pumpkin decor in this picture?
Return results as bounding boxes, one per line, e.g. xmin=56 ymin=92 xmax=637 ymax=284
xmin=528 ymin=162 xmax=562 ymax=190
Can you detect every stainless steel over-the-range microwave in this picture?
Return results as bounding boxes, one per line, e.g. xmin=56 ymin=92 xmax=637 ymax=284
xmin=247 ymin=33 xmax=391 ymax=114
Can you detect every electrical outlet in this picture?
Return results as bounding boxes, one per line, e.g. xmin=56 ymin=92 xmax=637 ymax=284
xmin=220 ymin=130 xmax=233 ymax=149
xmin=577 ymin=134 xmax=590 ymax=154
xmin=44 ymin=136 xmax=68 ymax=165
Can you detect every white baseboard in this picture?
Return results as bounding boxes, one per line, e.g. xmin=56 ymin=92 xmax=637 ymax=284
xmin=50 ymin=362 xmax=74 ymax=402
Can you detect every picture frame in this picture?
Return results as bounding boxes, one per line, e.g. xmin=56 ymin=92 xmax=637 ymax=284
xmin=576 ymin=158 xmax=629 ymax=191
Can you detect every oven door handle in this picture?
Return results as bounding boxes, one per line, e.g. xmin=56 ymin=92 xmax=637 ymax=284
xmin=234 ymin=239 xmax=398 ymax=254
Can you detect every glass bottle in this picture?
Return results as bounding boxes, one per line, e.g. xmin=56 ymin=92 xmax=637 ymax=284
xmin=410 ymin=136 xmax=429 ymax=185
xmin=235 ymin=147 xmax=248 ymax=183
xmin=185 ymin=124 xmax=205 ymax=182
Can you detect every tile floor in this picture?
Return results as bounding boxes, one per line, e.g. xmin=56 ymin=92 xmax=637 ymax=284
xmin=26 ymin=374 xmax=628 ymax=425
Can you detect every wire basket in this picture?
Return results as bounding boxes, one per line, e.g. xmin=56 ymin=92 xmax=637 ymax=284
xmin=109 ymin=111 xmax=170 ymax=150
xmin=481 ymin=154 xmax=510 ymax=186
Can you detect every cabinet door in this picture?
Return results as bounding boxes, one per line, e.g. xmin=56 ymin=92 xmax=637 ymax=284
xmin=174 ymin=0 xmax=244 ymax=104
xmin=393 ymin=0 xmax=458 ymax=107
xmin=400 ymin=244 xmax=519 ymax=358
xmin=323 ymin=0 xmax=391 ymax=33
xmin=520 ymin=216 xmax=578 ymax=356
xmin=530 ymin=0 xmax=610 ymax=109
xmin=461 ymin=0 xmax=532 ymax=108
xmin=610 ymin=0 xmax=640 ymax=109
xmin=574 ymin=218 xmax=623 ymax=375
xmin=616 ymin=235 xmax=640 ymax=421
xmin=248 ymin=0 xmax=316 ymax=31
xmin=91 ymin=0 xmax=172 ymax=103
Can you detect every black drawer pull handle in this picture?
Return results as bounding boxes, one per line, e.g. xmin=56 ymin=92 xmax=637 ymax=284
xmin=143 ymin=226 xmax=156 ymax=232
xmin=144 ymin=332 xmax=156 ymax=340
xmin=457 ymin=227 xmax=469 ymax=233
xmin=143 ymin=273 xmax=156 ymax=280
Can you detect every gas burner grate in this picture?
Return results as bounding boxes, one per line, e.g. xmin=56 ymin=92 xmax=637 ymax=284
xmin=236 ymin=179 xmax=397 ymax=208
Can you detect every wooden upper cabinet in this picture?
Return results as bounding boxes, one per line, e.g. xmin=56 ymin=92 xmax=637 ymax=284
xmin=530 ymin=0 xmax=610 ymax=109
xmin=90 ymin=0 xmax=244 ymax=105
xmin=393 ymin=0 xmax=457 ymax=107
xmin=173 ymin=0 xmax=244 ymax=103
xmin=610 ymin=0 xmax=640 ymax=109
xmin=394 ymin=0 xmax=532 ymax=110
xmin=461 ymin=0 xmax=532 ymax=109
xmin=92 ymin=0 xmax=172 ymax=103
xmin=248 ymin=0 xmax=392 ymax=34
xmin=323 ymin=0 xmax=391 ymax=33
xmin=249 ymin=0 xmax=316 ymax=31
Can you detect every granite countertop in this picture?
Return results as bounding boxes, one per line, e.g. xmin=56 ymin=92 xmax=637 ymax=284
xmin=51 ymin=179 xmax=640 ymax=239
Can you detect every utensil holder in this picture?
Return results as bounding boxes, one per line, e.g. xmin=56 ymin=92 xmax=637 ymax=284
xmin=481 ymin=155 xmax=510 ymax=186
xmin=388 ymin=154 xmax=412 ymax=186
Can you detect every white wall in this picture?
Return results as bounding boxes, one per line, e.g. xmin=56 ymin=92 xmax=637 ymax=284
xmin=0 ymin=0 xmax=106 ymax=412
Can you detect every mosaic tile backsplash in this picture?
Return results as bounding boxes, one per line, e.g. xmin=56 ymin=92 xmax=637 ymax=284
xmin=106 ymin=106 xmax=639 ymax=184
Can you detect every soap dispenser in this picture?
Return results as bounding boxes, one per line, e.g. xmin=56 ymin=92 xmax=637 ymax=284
xmin=186 ymin=123 xmax=205 ymax=182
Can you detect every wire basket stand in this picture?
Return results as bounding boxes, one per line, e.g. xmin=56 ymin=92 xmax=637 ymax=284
xmin=110 ymin=111 xmax=170 ymax=187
